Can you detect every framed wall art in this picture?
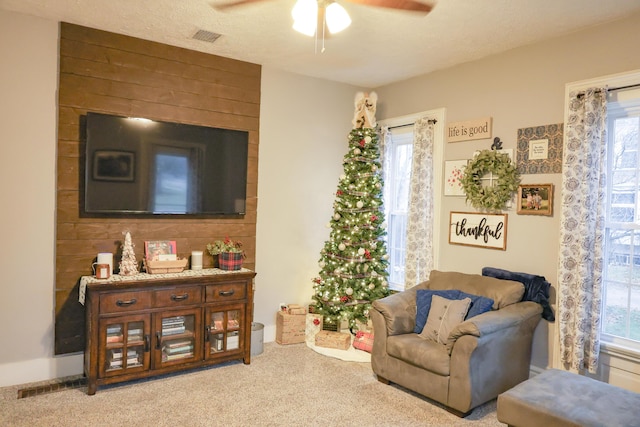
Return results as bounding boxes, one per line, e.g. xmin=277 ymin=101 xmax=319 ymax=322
xmin=444 ymin=160 xmax=468 ymax=196
xmin=517 ymin=184 xmax=553 ymax=216
xmin=449 ymin=211 xmax=508 ymax=250
xmin=516 ymin=123 xmax=563 ymax=174
xmin=93 ymin=150 xmax=135 ymax=182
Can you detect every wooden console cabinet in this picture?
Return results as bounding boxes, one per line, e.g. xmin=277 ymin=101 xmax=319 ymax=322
xmin=83 ymin=269 xmax=256 ymax=395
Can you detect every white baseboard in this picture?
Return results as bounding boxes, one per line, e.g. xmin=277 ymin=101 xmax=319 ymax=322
xmin=0 ymin=353 xmax=83 ymax=388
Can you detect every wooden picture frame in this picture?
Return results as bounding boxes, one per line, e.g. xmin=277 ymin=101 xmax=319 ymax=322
xmin=93 ymin=150 xmax=135 ymax=181
xmin=449 ymin=211 xmax=508 ymax=250
xmin=517 ymin=184 xmax=553 ymax=216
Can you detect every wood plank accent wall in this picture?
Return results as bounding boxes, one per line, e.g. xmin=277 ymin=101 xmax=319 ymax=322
xmin=56 ymin=23 xmax=261 ymax=354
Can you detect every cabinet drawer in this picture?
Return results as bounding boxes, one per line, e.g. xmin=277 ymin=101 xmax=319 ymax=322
xmin=206 ymin=283 xmax=246 ymax=302
xmin=153 ymin=286 xmax=202 ymax=307
xmin=100 ymin=292 xmax=151 ymax=314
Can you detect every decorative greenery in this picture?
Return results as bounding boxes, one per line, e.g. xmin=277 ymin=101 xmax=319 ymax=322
xmin=461 ymin=150 xmax=520 ymax=211
xmin=207 ymin=237 xmax=246 ymax=258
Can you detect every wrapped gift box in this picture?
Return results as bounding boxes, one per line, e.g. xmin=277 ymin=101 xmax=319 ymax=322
xmin=315 ymin=330 xmax=351 ymax=350
xmin=305 ymin=313 xmax=323 ymax=345
xmin=276 ymin=311 xmax=306 ymax=344
xmin=286 ymin=304 xmax=306 ymax=315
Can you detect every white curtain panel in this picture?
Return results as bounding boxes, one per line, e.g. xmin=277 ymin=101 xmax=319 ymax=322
xmin=557 ymin=88 xmax=607 ymax=373
xmin=404 ymin=118 xmax=435 ymax=289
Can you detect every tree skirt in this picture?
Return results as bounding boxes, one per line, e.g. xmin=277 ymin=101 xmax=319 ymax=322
xmin=305 ymin=338 xmax=371 ymax=363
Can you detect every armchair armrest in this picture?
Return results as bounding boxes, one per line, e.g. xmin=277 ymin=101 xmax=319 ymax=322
xmin=446 ymin=301 xmax=543 ymax=353
xmin=372 ymin=289 xmax=419 ymax=336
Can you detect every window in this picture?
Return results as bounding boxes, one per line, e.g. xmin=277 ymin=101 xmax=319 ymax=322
xmin=385 ymin=127 xmax=413 ymax=289
xmin=380 ymin=109 xmax=444 ymax=291
xmin=602 ymin=86 xmax=640 ymax=349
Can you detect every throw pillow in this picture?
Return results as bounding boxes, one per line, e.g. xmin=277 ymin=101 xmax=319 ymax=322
xmin=459 ymin=291 xmax=494 ymax=320
xmin=414 ymin=289 xmax=461 ymax=333
xmin=420 ymin=295 xmax=471 ymax=345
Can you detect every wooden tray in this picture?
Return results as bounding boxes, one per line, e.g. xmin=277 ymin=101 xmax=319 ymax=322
xmin=145 ymin=258 xmax=188 ymax=274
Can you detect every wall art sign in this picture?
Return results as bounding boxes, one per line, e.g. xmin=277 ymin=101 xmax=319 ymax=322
xmin=447 ymin=117 xmax=493 ymax=143
xmin=448 ymin=211 xmax=508 ymax=250
xmin=516 ymin=123 xmax=563 ymax=174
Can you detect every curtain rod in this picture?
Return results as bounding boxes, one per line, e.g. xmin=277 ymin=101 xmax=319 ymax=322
xmin=576 ymin=83 xmax=640 ymax=98
xmin=387 ymin=119 xmax=437 ymax=130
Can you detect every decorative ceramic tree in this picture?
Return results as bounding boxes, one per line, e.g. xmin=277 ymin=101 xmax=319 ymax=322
xmin=312 ymin=92 xmax=390 ymax=331
xmin=119 ymin=231 xmax=139 ymax=275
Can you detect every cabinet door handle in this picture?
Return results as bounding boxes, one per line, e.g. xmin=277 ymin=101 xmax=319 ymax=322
xmin=170 ymin=293 xmax=189 ymax=302
xmin=219 ymin=289 xmax=235 ymax=297
xmin=205 ymin=325 xmax=210 ymax=342
xmin=116 ymin=298 xmax=137 ymax=307
xmin=155 ymin=332 xmax=161 ymax=350
xmin=144 ymin=334 xmax=150 ymax=352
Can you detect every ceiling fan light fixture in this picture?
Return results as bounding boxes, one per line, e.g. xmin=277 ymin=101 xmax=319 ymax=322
xmin=292 ymin=0 xmax=318 ymax=36
xmin=325 ymin=2 xmax=351 ymax=34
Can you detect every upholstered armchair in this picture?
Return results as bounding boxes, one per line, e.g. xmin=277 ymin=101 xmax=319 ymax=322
xmin=370 ymin=270 xmax=543 ymax=416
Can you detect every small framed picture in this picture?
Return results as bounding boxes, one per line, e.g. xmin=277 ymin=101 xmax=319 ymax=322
xmin=444 ymin=160 xmax=468 ymax=196
xmin=145 ymin=240 xmax=177 ymax=261
xmin=517 ymin=184 xmax=553 ymax=216
xmin=93 ymin=150 xmax=135 ymax=182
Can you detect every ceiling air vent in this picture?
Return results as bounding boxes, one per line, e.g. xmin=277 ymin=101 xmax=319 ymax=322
xmin=192 ymin=29 xmax=222 ymax=43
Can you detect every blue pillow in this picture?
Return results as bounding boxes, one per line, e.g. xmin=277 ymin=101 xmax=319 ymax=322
xmin=414 ymin=290 xmax=495 ymax=333
xmin=458 ymin=291 xmax=494 ymax=320
xmin=414 ymin=290 xmax=461 ymax=333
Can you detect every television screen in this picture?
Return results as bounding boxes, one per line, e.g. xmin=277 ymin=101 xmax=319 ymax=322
xmin=84 ymin=112 xmax=249 ymax=215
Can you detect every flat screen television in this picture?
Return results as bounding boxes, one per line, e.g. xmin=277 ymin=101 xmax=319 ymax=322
xmin=84 ymin=112 xmax=249 ymax=216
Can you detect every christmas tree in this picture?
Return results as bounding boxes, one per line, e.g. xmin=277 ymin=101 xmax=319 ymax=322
xmin=119 ymin=231 xmax=139 ymax=275
xmin=312 ymin=92 xmax=390 ymax=331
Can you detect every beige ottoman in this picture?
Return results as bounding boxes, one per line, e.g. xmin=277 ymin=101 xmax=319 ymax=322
xmin=497 ymin=369 xmax=640 ymax=427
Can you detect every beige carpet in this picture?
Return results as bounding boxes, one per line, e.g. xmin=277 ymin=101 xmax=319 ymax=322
xmin=0 ymin=343 xmax=504 ymax=426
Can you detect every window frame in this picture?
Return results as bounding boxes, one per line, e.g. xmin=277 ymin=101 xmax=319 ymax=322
xmin=602 ymin=87 xmax=640 ymax=352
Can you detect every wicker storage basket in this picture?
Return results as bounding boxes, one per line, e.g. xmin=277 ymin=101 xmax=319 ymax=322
xmin=145 ymin=259 xmax=188 ymax=274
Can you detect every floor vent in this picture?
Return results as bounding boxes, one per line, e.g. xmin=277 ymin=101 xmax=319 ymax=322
xmin=17 ymin=376 xmax=86 ymax=399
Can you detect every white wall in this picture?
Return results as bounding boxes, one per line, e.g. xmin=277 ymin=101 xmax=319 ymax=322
xmin=0 ymin=11 xmax=84 ymax=386
xmin=375 ymin=11 xmax=640 ymax=375
xmin=255 ymin=68 xmax=364 ymax=341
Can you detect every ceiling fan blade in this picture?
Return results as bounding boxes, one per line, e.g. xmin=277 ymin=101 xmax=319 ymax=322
xmin=210 ymin=0 xmax=273 ymax=11
xmin=345 ymin=0 xmax=433 ymax=13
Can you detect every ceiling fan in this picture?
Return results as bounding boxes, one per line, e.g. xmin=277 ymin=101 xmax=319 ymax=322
xmin=211 ymin=0 xmax=434 ymax=39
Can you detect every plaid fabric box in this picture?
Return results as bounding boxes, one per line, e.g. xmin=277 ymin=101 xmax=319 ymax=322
xmin=219 ymin=252 xmax=243 ymax=270
xmin=352 ymin=331 xmax=374 ymax=353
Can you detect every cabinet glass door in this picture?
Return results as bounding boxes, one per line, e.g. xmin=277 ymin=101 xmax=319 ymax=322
xmin=99 ymin=314 xmax=150 ymax=377
xmin=205 ymin=304 xmax=244 ymax=358
xmin=154 ymin=308 xmax=201 ymax=367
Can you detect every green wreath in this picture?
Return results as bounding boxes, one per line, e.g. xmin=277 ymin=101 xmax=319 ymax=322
xmin=461 ymin=150 xmax=520 ymax=211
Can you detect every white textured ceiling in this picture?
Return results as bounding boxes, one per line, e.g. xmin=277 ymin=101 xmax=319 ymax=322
xmin=2 ymin=0 xmax=640 ymax=87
